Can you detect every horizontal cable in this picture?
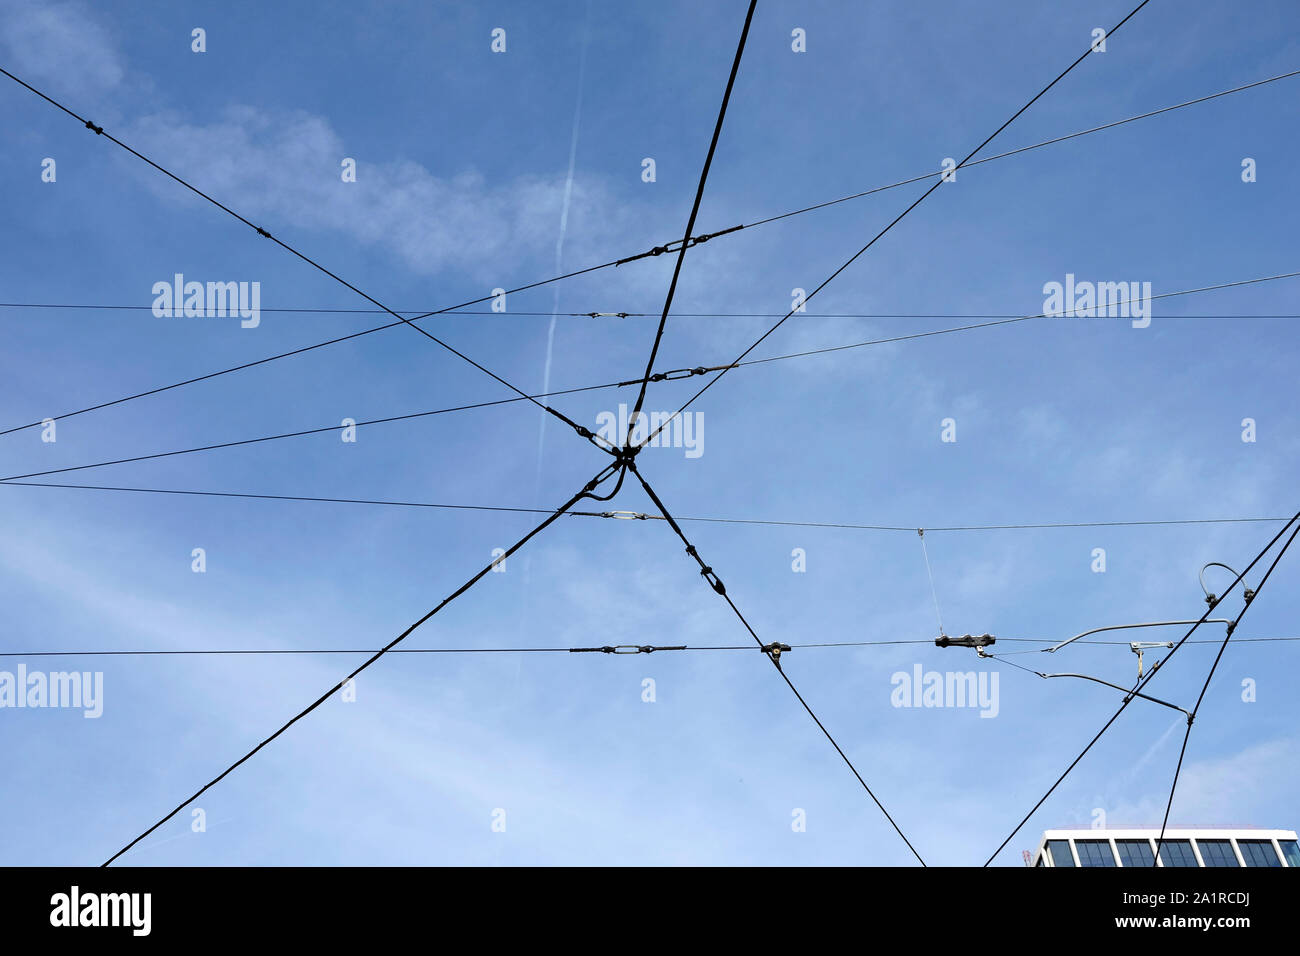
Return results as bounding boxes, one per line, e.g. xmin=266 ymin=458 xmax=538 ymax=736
xmin=0 ymin=67 xmax=601 ymax=442
xmin=726 ymin=271 xmax=1300 ymax=369
xmin=5 ymin=302 xmax=1298 ymax=321
xmin=746 ymin=68 xmax=1300 ymax=229
xmin=5 ymin=268 xmax=1295 ymax=484
xmin=1 ymin=69 xmax=1293 ymax=439
xmin=5 ymin=636 xmax=1298 ymax=659
xmin=0 ymin=639 xmax=942 ymax=658
xmin=1 ymin=480 xmax=1289 ymax=536
xmin=0 ymin=377 xmax=632 ymax=482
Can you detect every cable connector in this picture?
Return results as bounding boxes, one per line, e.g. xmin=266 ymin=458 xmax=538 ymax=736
xmin=649 ymin=366 xmax=707 ymax=383
xmin=699 ymin=566 xmax=726 ymax=595
xmin=584 ymin=312 xmax=630 ymax=319
xmin=255 ymin=226 xmax=272 ymax=239
xmin=762 ymin=642 xmax=792 ymax=664
xmin=601 ymin=510 xmax=648 ymax=520
xmin=935 ymin=633 xmax=996 ymax=649
xmin=84 ymin=119 xmax=104 ymax=135
xmin=613 ymin=226 xmax=744 ymax=267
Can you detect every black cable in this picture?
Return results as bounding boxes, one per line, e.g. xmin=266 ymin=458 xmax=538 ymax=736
xmin=5 ymin=304 xmax=1299 ymax=321
xmin=101 ymin=460 xmax=623 ymax=866
xmin=2 ymin=479 xmax=1291 ymax=540
xmin=982 ymin=511 xmax=1300 ymax=867
xmin=0 ymin=373 xmax=636 ymax=482
xmin=0 ymin=67 xmax=609 ymax=446
xmin=0 ymin=638 xmax=958 ymax=659
xmin=628 ymin=460 xmax=928 ymax=865
xmin=626 ymin=0 xmax=755 ymax=445
xmin=635 ymin=0 xmax=1155 ymax=451
xmin=1151 ymin=520 xmax=1300 ymax=865
xmin=3 ymin=64 xmax=1291 ymax=441
xmin=10 ymin=635 xmax=1300 ymax=660
xmin=726 ymin=272 xmax=1300 ymax=373
xmin=7 ymin=268 xmax=1294 ymax=484
xmin=744 ymin=68 xmax=1300 ymax=230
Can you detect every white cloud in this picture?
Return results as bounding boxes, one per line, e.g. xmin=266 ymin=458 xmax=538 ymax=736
xmin=1108 ymin=737 xmax=1300 ymax=826
xmin=120 ymin=105 xmax=634 ymax=282
xmin=0 ymin=0 xmax=123 ymax=96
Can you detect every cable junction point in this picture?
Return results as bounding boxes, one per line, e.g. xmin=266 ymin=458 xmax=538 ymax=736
xmin=762 ymin=642 xmax=793 ymax=665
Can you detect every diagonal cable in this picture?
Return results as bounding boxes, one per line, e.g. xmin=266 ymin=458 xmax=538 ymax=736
xmin=981 ymin=509 xmax=1300 ymax=866
xmin=628 ymin=460 xmax=927 ymax=865
xmin=101 ymin=459 xmax=625 ymax=866
xmin=0 ymin=65 xmax=605 ymax=449
xmin=4 ymin=62 xmax=1294 ymax=442
xmin=634 ymin=0 xmax=1155 ymax=451
xmin=11 ymin=268 xmax=1292 ymax=484
xmin=625 ymin=0 xmax=756 ymax=445
xmin=1151 ymin=520 xmax=1300 ymax=865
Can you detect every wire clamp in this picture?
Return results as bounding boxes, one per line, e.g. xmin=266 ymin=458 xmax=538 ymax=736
xmin=650 ymin=366 xmax=710 ymax=383
xmin=762 ymin=642 xmax=792 ymax=664
xmin=935 ymin=633 xmax=996 ymax=649
xmin=699 ymin=566 xmax=726 ymax=595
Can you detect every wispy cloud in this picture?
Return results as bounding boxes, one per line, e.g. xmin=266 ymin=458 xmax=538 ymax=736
xmin=0 ymin=0 xmax=123 ymax=96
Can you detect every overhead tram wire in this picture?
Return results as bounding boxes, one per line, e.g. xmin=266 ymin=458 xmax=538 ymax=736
xmin=0 ymin=67 xmax=608 ymax=451
xmin=101 ymin=458 xmax=626 ymax=867
xmin=626 ymin=460 xmax=928 ymax=865
xmin=0 ymin=478 xmax=1291 ymax=537
xmin=982 ymin=511 xmax=1300 ymax=867
xmin=741 ymin=67 xmax=1300 ymax=230
xmin=5 ymin=303 xmax=1300 ymax=321
xmin=1 ymin=65 xmax=1295 ymax=436
xmin=635 ymin=0 xmax=1157 ymax=452
xmin=626 ymin=0 xmax=755 ymax=445
xmin=10 ymin=635 xmax=1300 ymax=660
xmin=0 ymin=639 xmax=1005 ymax=659
xmin=6 ymin=266 xmax=1291 ymax=484
xmin=722 ymin=271 xmax=1300 ymax=370
xmin=0 ymin=380 xmax=633 ymax=482
xmin=619 ymin=0 xmax=928 ymax=865
xmin=1152 ymin=520 xmax=1300 ymax=864
xmin=95 ymin=1 xmax=761 ymax=864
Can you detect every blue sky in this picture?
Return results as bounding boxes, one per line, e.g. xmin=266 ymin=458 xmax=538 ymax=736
xmin=0 ymin=0 xmax=1298 ymax=866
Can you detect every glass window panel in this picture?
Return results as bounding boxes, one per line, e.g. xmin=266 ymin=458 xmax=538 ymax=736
xmin=1116 ymin=839 xmax=1155 ymax=867
xmin=1158 ymin=840 xmax=1198 ymax=867
xmin=1238 ymin=840 xmax=1281 ymax=867
xmin=1047 ymin=840 xmax=1075 ymax=867
xmin=1197 ymin=840 xmax=1240 ymax=867
xmin=1075 ymin=840 xmax=1117 ymax=867
xmin=1280 ymin=841 xmax=1300 ymax=867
